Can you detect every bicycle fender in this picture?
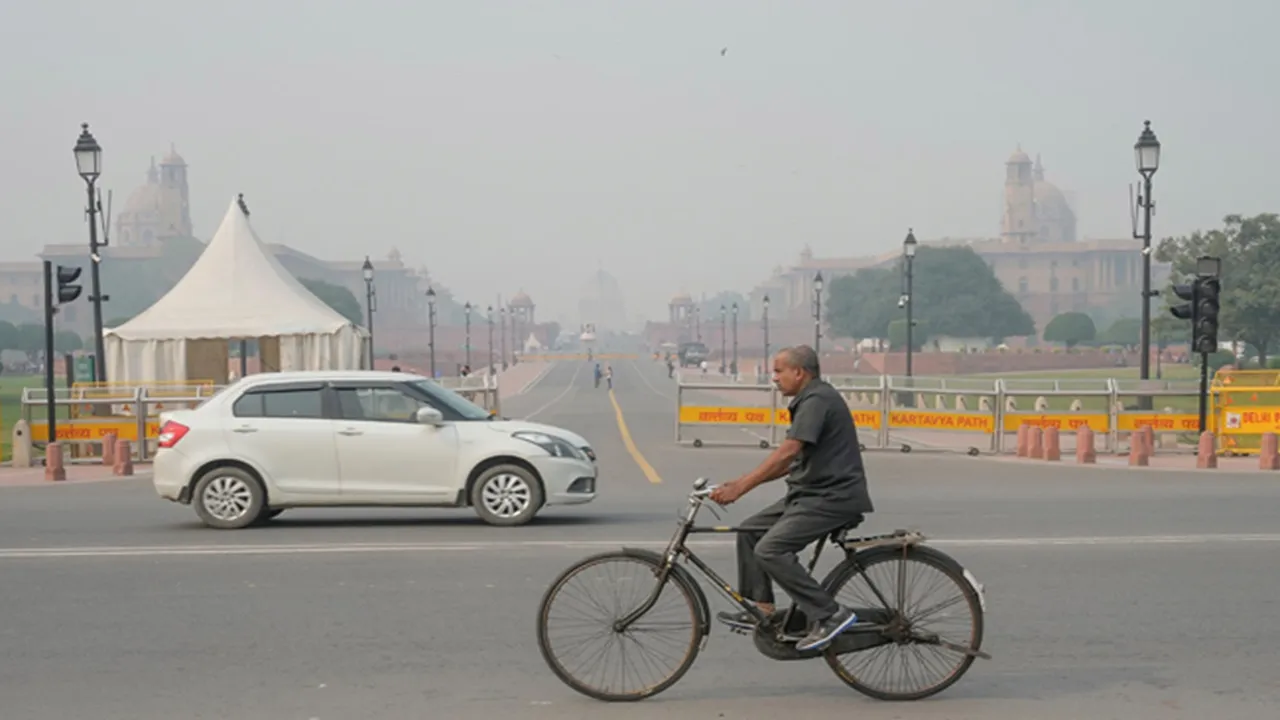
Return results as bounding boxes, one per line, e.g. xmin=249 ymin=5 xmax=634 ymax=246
xmin=620 ymin=546 xmax=711 ymax=639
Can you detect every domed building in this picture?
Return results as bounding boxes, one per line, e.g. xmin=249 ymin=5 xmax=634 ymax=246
xmin=116 ymin=147 xmax=193 ymax=246
xmin=577 ymin=268 xmax=628 ymax=332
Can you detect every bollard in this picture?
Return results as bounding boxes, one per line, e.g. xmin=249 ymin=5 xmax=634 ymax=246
xmin=114 ymin=439 xmax=134 ymax=476
xmin=1028 ymin=426 xmax=1045 ymax=460
xmin=1076 ymin=425 xmax=1097 ymax=464
xmin=1260 ymin=432 xmax=1279 ymax=471
xmin=1128 ymin=429 xmax=1148 ymax=467
xmin=1016 ymin=424 xmax=1029 ymax=457
xmin=44 ymin=442 xmax=67 ymax=482
xmin=1141 ymin=425 xmax=1155 ymax=457
xmin=1196 ymin=431 xmax=1217 ymax=469
xmin=101 ymin=432 xmax=117 ymax=466
xmin=1043 ymin=426 xmax=1061 ymax=461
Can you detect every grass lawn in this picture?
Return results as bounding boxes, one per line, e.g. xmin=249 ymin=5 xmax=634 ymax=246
xmin=0 ymin=374 xmax=72 ymax=462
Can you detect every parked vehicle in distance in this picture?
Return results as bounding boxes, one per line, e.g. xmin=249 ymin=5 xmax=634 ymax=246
xmin=152 ymin=371 xmax=598 ymax=529
xmin=678 ymin=341 xmax=709 ymax=368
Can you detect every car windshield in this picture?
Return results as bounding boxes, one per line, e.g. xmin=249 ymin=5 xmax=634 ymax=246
xmin=406 ymin=379 xmax=494 ymax=421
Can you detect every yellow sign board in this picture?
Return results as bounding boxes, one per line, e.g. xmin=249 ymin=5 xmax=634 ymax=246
xmin=29 ymin=420 xmax=159 ymax=443
xmin=888 ymin=410 xmax=994 ymax=433
xmin=1115 ymin=413 xmax=1201 ymax=433
xmin=1219 ymin=407 xmax=1280 ymax=435
xmin=776 ymin=408 xmax=883 ymax=430
xmin=678 ymin=406 xmax=775 ymax=425
xmin=1002 ymin=413 xmax=1109 ymax=433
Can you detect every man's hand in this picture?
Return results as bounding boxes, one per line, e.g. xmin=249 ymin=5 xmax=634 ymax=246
xmin=709 ymin=479 xmax=749 ymax=505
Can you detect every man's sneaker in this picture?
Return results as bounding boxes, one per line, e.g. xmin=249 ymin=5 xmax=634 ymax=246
xmin=794 ymin=606 xmax=860 ymax=652
xmin=716 ymin=609 xmax=759 ymax=631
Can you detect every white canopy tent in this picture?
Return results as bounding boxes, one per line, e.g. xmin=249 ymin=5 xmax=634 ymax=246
xmin=105 ymin=197 xmax=367 ymax=384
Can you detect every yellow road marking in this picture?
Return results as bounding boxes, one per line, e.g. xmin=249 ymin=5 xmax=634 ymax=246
xmin=608 ymin=389 xmax=663 ymax=484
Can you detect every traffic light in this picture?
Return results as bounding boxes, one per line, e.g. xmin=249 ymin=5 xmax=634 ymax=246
xmin=1169 ymin=282 xmax=1197 ymax=324
xmin=55 ymin=265 xmax=82 ymax=305
xmin=1195 ymin=276 xmax=1220 ymax=354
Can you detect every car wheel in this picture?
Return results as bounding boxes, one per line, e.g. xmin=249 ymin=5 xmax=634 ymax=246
xmin=192 ymin=466 xmax=265 ymax=530
xmin=255 ymin=508 xmax=284 ymax=525
xmin=471 ymin=464 xmax=544 ymax=527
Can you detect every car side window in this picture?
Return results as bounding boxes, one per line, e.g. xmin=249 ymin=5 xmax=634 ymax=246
xmin=335 ymin=386 xmax=429 ymax=423
xmin=233 ymin=388 xmax=325 ymax=419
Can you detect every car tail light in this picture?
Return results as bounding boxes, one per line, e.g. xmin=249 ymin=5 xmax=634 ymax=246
xmin=157 ymin=421 xmax=189 ymax=449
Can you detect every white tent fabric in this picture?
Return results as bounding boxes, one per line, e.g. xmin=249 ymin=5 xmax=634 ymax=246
xmin=105 ymin=197 xmax=367 ymax=383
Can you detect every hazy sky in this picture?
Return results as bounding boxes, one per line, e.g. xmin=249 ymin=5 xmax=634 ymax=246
xmin=2 ymin=0 xmax=1276 ymax=324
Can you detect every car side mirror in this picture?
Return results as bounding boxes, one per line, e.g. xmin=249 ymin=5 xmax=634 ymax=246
xmin=415 ymin=407 xmax=445 ymax=425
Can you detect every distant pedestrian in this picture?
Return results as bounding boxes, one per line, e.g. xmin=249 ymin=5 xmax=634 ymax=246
xmin=605 ymin=365 xmax=613 ymax=390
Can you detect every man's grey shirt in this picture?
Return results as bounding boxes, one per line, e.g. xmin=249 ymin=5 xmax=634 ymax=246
xmin=784 ymin=379 xmax=874 ymax=513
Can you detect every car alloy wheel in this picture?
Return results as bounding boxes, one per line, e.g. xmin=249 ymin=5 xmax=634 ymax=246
xmin=481 ymin=472 xmax=533 ymax=520
xmin=201 ymin=474 xmax=256 ymax=523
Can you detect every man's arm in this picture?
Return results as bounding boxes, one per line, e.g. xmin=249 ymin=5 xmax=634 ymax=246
xmin=734 ymin=438 xmax=803 ymax=493
xmin=711 ymin=396 xmax=822 ymax=504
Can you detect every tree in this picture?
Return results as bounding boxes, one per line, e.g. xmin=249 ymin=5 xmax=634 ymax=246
xmin=1096 ymin=317 xmax=1141 ymax=346
xmin=887 ymin=319 xmax=930 ymax=351
xmin=300 ymin=278 xmax=363 ymax=325
xmin=1043 ymin=312 xmax=1096 ymax=348
xmin=53 ymin=331 xmax=83 ymax=353
xmin=0 ymin=320 xmax=17 ymax=352
xmin=827 ymin=246 xmax=1035 ymax=342
xmin=15 ymin=323 xmax=44 ymax=355
xmin=1156 ymin=213 xmax=1280 ymax=366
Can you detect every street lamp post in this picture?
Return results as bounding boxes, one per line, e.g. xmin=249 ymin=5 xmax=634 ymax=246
xmin=762 ymin=295 xmax=771 ymax=376
xmin=719 ymin=305 xmax=727 ymax=374
xmin=694 ymin=306 xmax=701 ymax=342
xmin=1133 ymin=120 xmax=1161 ymax=390
xmin=487 ymin=306 xmax=495 ymax=374
xmin=813 ymin=272 xmax=824 ymax=355
xmin=500 ymin=307 xmax=508 ymax=370
xmin=74 ymin=123 xmax=108 ymax=381
xmin=731 ymin=302 xmax=739 ymax=376
xmin=464 ymin=302 xmax=472 ymax=370
xmin=362 ymin=257 xmax=376 ymax=368
xmin=903 ymin=229 xmax=918 ymax=377
xmin=426 ymin=286 xmax=437 ymax=378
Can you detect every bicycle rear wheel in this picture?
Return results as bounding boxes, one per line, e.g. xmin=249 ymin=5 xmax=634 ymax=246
xmin=823 ymin=545 xmax=984 ymax=701
xmin=536 ymin=551 xmax=702 ymax=701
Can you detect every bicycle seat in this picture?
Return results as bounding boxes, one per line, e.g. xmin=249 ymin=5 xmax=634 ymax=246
xmin=828 ymin=514 xmax=866 ymax=544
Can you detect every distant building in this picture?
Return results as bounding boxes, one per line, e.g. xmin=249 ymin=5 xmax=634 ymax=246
xmin=577 ymin=268 xmax=629 ymax=333
xmin=746 ymin=147 xmax=1171 ymax=334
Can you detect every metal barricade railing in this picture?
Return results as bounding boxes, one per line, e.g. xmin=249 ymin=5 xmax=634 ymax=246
xmin=1211 ymin=369 xmax=1280 ymax=456
xmin=435 ymin=374 xmax=501 ymax=415
xmin=673 ymin=373 xmax=1209 ymax=456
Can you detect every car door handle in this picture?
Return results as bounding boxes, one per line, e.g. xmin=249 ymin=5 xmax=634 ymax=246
xmin=338 ymin=429 xmax=363 ymax=436
xmin=232 ymin=427 xmax=258 ymax=434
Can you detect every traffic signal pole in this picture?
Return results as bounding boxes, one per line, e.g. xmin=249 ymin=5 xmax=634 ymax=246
xmin=1169 ymin=256 xmax=1221 ymax=435
xmin=42 ymin=261 xmax=58 ymax=443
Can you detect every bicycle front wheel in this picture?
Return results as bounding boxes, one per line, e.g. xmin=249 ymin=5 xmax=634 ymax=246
xmin=536 ymin=551 xmax=702 ymax=702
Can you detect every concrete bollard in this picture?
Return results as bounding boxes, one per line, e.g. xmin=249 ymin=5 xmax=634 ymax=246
xmin=11 ymin=419 xmax=33 ymax=468
xmin=1043 ymin=426 xmax=1061 ymax=461
xmin=1016 ymin=424 xmax=1029 ymax=457
xmin=1196 ymin=431 xmax=1217 ymax=469
xmin=1141 ymin=426 xmax=1155 ymax=457
xmin=1028 ymin=426 xmax=1045 ymax=460
xmin=101 ymin=433 xmax=117 ymax=466
xmin=1128 ymin=429 xmax=1149 ymax=467
xmin=1260 ymin=432 xmax=1279 ymax=471
xmin=1076 ymin=425 xmax=1097 ymax=464
xmin=113 ymin=439 xmax=134 ymax=476
xmin=44 ymin=442 xmax=67 ymax=482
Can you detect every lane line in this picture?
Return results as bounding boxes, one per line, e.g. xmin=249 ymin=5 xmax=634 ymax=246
xmin=5 ymin=533 xmax=1280 ymax=560
xmin=515 ymin=362 xmax=557 ymax=396
xmin=608 ymin=388 xmax=664 ymax=484
xmin=522 ymin=363 xmax=582 ymax=420
xmin=629 ymin=359 xmax=675 ymax=401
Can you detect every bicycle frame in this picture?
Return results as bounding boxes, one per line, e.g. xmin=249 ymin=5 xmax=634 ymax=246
xmin=615 ymin=485 xmax=899 ymax=637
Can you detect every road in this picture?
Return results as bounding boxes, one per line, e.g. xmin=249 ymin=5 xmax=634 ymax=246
xmin=2 ymin=359 xmax=1280 ymax=719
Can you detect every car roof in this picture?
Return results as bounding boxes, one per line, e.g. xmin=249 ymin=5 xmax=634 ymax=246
xmin=234 ymin=370 xmax=428 ymax=388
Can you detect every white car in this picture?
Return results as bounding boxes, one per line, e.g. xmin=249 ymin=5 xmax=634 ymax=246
xmin=152 ymin=370 xmax=597 ymax=529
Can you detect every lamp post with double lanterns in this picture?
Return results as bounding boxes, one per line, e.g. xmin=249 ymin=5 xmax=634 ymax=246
xmin=464 ymin=302 xmax=473 ymax=371
xmin=1133 ymin=120 xmax=1161 ymax=391
xmin=426 ymin=286 xmax=437 ymax=378
xmin=902 ymin=229 xmax=918 ymax=378
xmin=73 ymin=123 xmax=108 ymax=381
xmin=813 ymin=272 xmax=824 ymax=355
xmin=762 ymin=295 xmax=771 ymax=379
xmin=719 ymin=305 xmax=727 ymax=374
xmin=362 ymin=257 xmax=376 ymax=368
xmin=487 ymin=306 xmax=495 ymax=374
xmin=731 ymin=302 xmax=739 ymax=376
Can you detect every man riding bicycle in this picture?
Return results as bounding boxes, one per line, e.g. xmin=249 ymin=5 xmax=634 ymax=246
xmin=709 ymin=345 xmax=874 ymax=652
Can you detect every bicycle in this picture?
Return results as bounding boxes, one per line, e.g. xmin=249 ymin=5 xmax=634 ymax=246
xmin=536 ymin=477 xmax=991 ymax=702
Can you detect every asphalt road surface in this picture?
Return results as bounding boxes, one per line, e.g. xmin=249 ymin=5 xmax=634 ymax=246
xmin=3 ymin=359 xmax=1280 ymax=719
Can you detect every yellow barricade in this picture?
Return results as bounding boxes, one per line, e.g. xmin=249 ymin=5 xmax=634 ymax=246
xmin=30 ymin=419 xmax=161 ymax=443
xmin=888 ymin=410 xmax=994 ymax=433
xmin=1115 ymin=412 xmax=1201 ymax=433
xmin=776 ymin=407 xmax=883 ymax=430
xmin=1002 ymin=412 xmax=1110 ymax=433
xmin=679 ymin=406 xmax=884 ymax=430
xmin=1212 ymin=369 xmax=1280 ymax=456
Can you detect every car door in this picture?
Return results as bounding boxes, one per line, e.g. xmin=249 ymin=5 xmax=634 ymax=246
xmin=222 ymin=382 xmax=342 ymax=496
xmin=330 ymin=382 xmax=459 ymax=500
